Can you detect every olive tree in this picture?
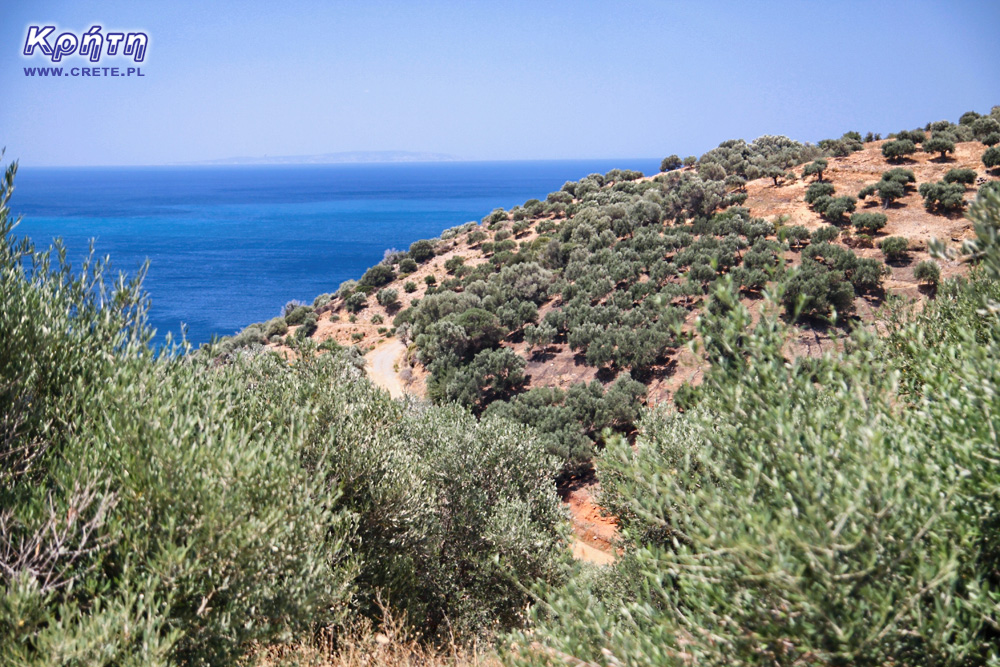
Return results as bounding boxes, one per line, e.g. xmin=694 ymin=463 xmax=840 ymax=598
xmin=881 ymin=139 xmax=917 ymax=162
xmin=923 ymin=135 xmax=955 ymax=159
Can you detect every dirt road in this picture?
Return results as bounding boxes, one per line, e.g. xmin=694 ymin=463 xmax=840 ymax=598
xmin=364 ymin=339 xmax=407 ymax=399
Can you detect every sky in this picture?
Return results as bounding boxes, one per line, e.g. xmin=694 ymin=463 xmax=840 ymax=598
xmin=1 ymin=0 xmax=998 ymax=167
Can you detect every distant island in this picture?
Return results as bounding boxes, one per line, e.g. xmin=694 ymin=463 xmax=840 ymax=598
xmin=184 ymin=150 xmax=457 ymax=166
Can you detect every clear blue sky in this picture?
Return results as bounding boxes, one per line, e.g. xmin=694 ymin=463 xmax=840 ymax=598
xmin=1 ymin=0 xmax=998 ymax=166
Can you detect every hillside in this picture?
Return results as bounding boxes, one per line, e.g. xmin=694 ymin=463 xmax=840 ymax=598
xmin=221 ymin=115 xmax=999 ymax=562
xmin=242 ymin=117 xmax=998 ymax=468
xmin=289 ymin=138 xmax=987 ymax=399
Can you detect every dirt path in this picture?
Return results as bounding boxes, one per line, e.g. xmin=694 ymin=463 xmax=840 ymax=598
xmin=560 ymin=474 xmax=620 ymax=565
xmin=364 ymin=339 xmax=407 ymax=399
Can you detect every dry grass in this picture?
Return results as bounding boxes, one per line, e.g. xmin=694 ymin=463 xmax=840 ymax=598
xmin=248 ymin=606 xmax=501 ymax=667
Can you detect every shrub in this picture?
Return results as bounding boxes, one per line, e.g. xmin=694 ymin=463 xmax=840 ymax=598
xmin=360 ymin=263 xmax=396 ymax=287
xmin=972 ymin=115 xmax=1000 ymax=141
xmin=895 ymin=128 xmax=925 ymax=144
xmin=782 ymin=225 xmax=811 ymax=248
xmin=810 ymin=225 xmax=839 ymax=243
xmin=0 ymin=165 xmax=358 ymax=663
xmin=781 ymin=261 xmax=855 ymax=321
xmin=295 ymin=312 xmax=318 ymax=338
xmin=881 ymin=139 xmax=917 ymax=162
xmin=264 ymin=316 xmax=289 ymax=338
xmin=851 ymin=211 xmax=888 ymax=233
xmin=424 ymin=274 xmax=437 ymax=285
xmin=336 ymin=279 xmax=358 ymax=298
xmin=432 ymin=348 xmax=526 ymax=411
xmin=351 ymin=332 xmax=365 ymax=342
xmin=821 ymin=195 xmax=856 ymax=223
xmin=858 ymin=169 xmax=914 ymax=207
xmin=879 ymin=235 xmax=909 ymax=261
xmin=403 ymin=280 xmax=417 ymax=293
xmin=371 ymin=313 xmax=384 ymax=324
xmin=913 ymin=259 xmax=941 ymax=286
xmin=467 ymin=229 xmax=487 ymax=245
xmin=376 ymin=288 xmax=399 ymax=308
xmin=802 ymin=158 xmax=828 ymax=181
xmin=923 ymin=135 xmax=955 ymax=159
xmin=482 ymin=208 xmax=508 ymax=225
xmin=919 ymin=181 xmax=966 ymax=211
xmin=683 ymin=155 xmax=697 ymax=167
xmin=521 ymin=252 xmax=1000 ymax=665
xmin=804 ymin=181 xmax=836 ymax=205
xmin=984 ymin=132 xmax=1000 ymax=147
xmin=444 ymin=255 xmax=466 ymax=274
xmin=408 ymin=239 xmax=436 ymax=263
xmin=344 ymin=292 xmax=367 ymax=313
xmin=398 ymin=257 xmax=418 ymax=273
xmin=943 ymin=168 xmax=977 ymax=185
xmin=850 ymin=257 xmax=890 ymax=292
xmin=285 ymin=304 xmax=313 ymax=325
xmin=660 ymin=154 xmax=682 ymax=171
xmin=313 ymin=292 xmax=332 ymax=308
xmin=984 ymin=145 xmax=1000 ymax=171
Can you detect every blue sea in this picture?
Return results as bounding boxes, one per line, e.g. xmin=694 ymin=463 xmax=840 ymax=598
xmin=10 ymin=159 xmax=659 ymax=345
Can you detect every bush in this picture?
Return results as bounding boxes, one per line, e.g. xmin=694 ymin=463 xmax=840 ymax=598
xmin=821 ymin=195 xmax=856 ymax=223
xmin=344 ymin=292 xmax=367 ymax=313
xmin=881 ymin=138 xmax=917 ymax=162
xmin=424 ymin=274 xmax=437 ymax=285
xmin=444 ymin=255 xmax=465 ymax=274
xmin=923 ymin=135 xmax=955 ymax=159
xmin=359 ymin=263 xmax=396 ymax=287
xmin=850 ymin=257 xmax=890 ymax=292
xmin=408 ymin=239 xmax=436 ymax=263
xmin=660 ymin=154 xmax=682 ymax=172
xmin=336 ymin=279 xmax=358 ymax=298
xmin=804 ymin=181 xmax=836 ymax=205
xmin=919 ymin=181 xmax=967 ymax=211
xmin=398 ymin=257 xmax=418 ymax=273
xmin=0 ymin=163 xmax=358 ymax=663
xmin=285 ymin=304 xmax=313 ymax=325
xmin=370 ymin=313 xmax=384 ymax=324
xmin=914 ymin=259 xmax=941 ymax=286
xmin=858 ymin=169 xmax=914 ymax=207
xmin=376 ymin=288 xmax=399 ymax=308
xmin=972 ymin=116 xmax=1000 ymax=141
xmin=432 ymin=347 xmax=526 ymax=411
xmin=403 ymin=280 xmax=417 ymax=293
xmin=944 ymin=168 xmax=977 ymax=185
xmin=810 ymin=225 xmax=839 ymax=243
xmin=781 ymin=260 xmax=855 ymax=321
xmin=264 ymin=316 xmax=289 ymax=338
xmin=984 ymin=145 xmax=1000 ymax=171
xmin=295 ymin=312 xmax=318 ymax=338
xmin=520 ymin=253 xmax=1000 ymax=665
xmin=879 ymin=235 xmax=909 ymax=261
xmin=851 ymin=211 xmax=888 ymax=233
xmin=313 ymin=292 xmax=332 ymax=308
xmin=482 ymin=208 xmax=508 ymax=225
xmin=801 ymin=158 xmax=827 ymax=181
xmin=895 ymin=128 xmax=925 ymax=144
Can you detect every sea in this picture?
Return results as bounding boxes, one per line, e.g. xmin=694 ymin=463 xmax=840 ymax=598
xmin=10 ymin=159 xmax=660 ymax=345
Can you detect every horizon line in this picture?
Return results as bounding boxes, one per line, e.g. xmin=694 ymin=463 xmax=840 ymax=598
xmin=16 ymin=156 xmax=663 ymax=169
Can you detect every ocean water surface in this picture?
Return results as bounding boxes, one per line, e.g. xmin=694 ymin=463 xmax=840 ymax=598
xmin=11 ymin=160 xmax=659 ymax=345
